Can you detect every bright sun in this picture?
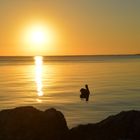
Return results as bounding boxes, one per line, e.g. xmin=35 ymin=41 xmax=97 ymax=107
xmin=29 ymin=26 xmax=46 ymax=45
xmin=23 ymin=24 xmax=53 ymax=50
xmin=20 ymin=22 xmax=59 ymax=55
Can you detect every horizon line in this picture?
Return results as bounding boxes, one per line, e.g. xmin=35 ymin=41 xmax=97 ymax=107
xmin=0 ymin=54 xmax=140 ymax=57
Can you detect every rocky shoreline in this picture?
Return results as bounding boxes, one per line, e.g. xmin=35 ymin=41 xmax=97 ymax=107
xmin=0 ymin=106 xmax=139 ymax=140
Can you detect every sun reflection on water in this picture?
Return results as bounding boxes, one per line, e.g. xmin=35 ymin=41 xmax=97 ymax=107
xmin=34 ymin=56 xmax=43 ymax=97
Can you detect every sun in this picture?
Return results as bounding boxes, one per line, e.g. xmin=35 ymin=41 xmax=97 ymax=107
xmin=25 ymin=25 xmax=47 ymax=46
xmin=28 ymin=26 xmax=47 ymax=46
xmin=20 ymin=22 xmax=59 ymax=54
xmin=30 ymin=28 xmax=45 ymax=45
xmin=23 ymin=24 xmax=54 ymax=50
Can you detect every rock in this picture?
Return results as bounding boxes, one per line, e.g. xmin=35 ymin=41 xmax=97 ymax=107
xmin=68 ymin=110 xmax=140 ymax=140
xmin=0 ymin=106 xmax=68 ymax=140
xmin=0 ymin=106 xmax=140 ymax=140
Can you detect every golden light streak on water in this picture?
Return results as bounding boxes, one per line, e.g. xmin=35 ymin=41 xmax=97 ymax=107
xmin=34 ymin=56 xmax=43 ymax=97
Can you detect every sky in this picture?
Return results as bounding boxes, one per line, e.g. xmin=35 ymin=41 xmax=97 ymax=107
xmin=0 ymin=0 xmax=140 ymax=56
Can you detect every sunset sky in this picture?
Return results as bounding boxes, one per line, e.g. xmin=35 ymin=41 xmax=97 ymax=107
xmin=0 ymin=0 xmax=140 ymax=56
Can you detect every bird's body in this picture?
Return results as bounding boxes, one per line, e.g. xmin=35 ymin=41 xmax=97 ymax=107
xmin=80 ymin=85 xmax=90 ymax=101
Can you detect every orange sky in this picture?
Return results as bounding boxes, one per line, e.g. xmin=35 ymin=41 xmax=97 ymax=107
xmin=0 ymin=0 xmax=140 ymax=56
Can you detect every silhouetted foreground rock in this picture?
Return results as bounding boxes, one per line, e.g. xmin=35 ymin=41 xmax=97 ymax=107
xmin=68 ymin=110 xmax=140 ymax=140
xmin=0 ymin=106 xmax=68 ymax=140
xmin=0 ymin=107 xmax=140 ymax=140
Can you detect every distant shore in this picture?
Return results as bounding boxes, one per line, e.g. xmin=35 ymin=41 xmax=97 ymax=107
xmin=0 ymin=54 xmax=140 ymax=57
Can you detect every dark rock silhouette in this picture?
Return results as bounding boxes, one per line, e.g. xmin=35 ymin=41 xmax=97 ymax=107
xmin=0 ymin=106 xmax=68 ymax=140
xmin=80 ymin=84 xmax=90 ymax=101
xmin=0 ymin=106 xmax=140 ymax=140
xmin=68 ymin=110 xmax=140 ymax=140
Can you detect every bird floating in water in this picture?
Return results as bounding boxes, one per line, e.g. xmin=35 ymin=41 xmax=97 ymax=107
xmin=80 ymin=84 xmax=90 ymax=101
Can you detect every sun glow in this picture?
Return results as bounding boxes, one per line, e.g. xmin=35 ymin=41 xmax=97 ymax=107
xmin=22 ymin=23 xmax=55 ymax=53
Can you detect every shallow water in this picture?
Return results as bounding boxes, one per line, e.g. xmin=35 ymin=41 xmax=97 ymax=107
xmin=0 ymin=55 xmax=140 ymax=127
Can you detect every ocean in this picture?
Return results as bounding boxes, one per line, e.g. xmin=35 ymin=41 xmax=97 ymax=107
xmin=0 ymin=55 xmax=140 ymax=127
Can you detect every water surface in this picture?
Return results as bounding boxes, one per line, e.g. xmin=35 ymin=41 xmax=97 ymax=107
xmin=0 ymin=55 xmax=140 ymax=127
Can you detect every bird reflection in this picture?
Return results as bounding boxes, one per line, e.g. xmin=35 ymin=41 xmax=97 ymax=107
xmin=34 ymin=56 xmax=43 ymax=97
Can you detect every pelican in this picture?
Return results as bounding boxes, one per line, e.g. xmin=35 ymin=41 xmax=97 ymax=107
xmin=80 ymin=84 xmax=90 ymax=101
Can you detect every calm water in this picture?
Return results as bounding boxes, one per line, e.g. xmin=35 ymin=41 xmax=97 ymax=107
xmin=0 ymin=55 xmax=140 ymax=127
